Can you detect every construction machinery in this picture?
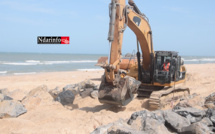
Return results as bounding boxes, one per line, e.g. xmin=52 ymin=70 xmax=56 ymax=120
xmin=97 ymin=0 xmax=189 ymax=109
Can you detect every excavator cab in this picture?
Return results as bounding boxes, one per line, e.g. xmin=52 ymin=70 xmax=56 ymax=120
xmin=153 ymin=51 xmax=186 ymax=84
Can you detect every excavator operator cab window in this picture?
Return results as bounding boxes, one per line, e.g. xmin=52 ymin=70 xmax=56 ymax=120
xmin=154 ymin=51 xmax=178 ymax=84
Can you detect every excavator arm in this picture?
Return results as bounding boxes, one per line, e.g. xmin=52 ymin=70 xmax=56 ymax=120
xmin=98 ymin=0 xmax=153 ymax=106
xmin=106 ymin=0 xmax=153 ymax=82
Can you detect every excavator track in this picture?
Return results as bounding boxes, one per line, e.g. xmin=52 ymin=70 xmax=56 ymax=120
xmin=138 ymin=86 xmax=190 ymax=109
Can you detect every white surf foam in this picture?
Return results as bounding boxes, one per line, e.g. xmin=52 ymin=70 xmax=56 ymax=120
xmin=201 ymin=58 xmax=215 ymax=61
xmin=25 ymin=60 xmax=40 ymax=63
xmin=0 ymin=71 xmax=7 ymax=74
xmin=42 ymin=60 xmax=97 ymax=65
xmin=70 ymin=60 xmax=97 ymax=63
xmin=77 ymin=68 xmax=103 ymax=71
xmin=3 ymin=62 xmax=38 ymax=66
xmin=183 ymin=59 xmax=199 ymax=62
xmin=42 ymin=61 xmax=72 ymax=65
xmin=2 ymin=60 xmax=97 ymax=66
xmin=14 ymin=72 xmax=37 ymax=75
xmin=184 ymin=58 xmax=215 ymax=62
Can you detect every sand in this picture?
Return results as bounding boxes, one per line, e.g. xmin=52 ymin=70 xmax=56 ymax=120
xmin=0 ymin=64 xmax=214 ymax=134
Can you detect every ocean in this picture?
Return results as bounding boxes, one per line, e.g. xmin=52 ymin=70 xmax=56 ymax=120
xmin=0 ymin=52 xmax=214 ymax=76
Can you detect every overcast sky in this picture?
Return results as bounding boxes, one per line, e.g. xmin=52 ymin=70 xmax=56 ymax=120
xmin=0 ymin=0 xmax=215 ymax=56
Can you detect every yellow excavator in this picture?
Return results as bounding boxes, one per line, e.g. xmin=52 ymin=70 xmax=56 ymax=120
xmin=97 ymin=0 xmax=189 ymax=109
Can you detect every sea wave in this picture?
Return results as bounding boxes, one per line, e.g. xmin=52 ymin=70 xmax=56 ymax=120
xmin=13 ymin=72 xmax=37 ymax=75
xmin=0 ymin=71 xmax=7 ymax=74
xmin=77 ymin=68 xmax=103 ymax=71
xmin=1 ymin=60 xmax=97 ymax=66
xmin=184 ymin=58 xmax=215 ymax=62
xmin=42 ymin=61 xmax=72 ymax=65
xmin=42 ymin=60 xmax=97 ymax=65
xmin=25 ymin=60 xmax=40 ymax=63
xmin=3 ymin=62 xmax=38 ymax=66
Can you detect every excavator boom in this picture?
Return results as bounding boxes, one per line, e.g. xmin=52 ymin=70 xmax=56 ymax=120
xmin=98 ymin=0 xmax=152 ymax=106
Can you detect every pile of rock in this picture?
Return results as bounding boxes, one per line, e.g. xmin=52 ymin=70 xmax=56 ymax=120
xmin=62 ymin=79 xmax=98 ymax=98
xmin=92 ymin=108 xmax=215 ymax=134
xmin=0 ymin=89 xmax=27 ymax=119
xmin=22 ymin=85 xmax=57 ymax=110
xmin=49 ymin=80 xmax=99 ymax=105
xmin=92 ymin=92 xmax=215 ymax=134
xmin=205 ymin=92 xmax=215 ymax=109
xmin=0 ymin=79 xmax=99 ymax=119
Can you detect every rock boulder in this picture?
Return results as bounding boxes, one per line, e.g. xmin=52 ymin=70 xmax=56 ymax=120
xmin=163 ymin=110 xmax=190 ymax=133
xmin=22 ymin=85 xmax=55 ymax=110
xmin=49 ymin=87 xmax=61 ymax=100
xmin=57 ymin=90 xmax=75 ymax=105
xmin=0 ymin=100 xmax=27 ymax=118
xmin=174 ymin=107 xmax=206 ymax=123
xmin=205 ymin=92 xmax=215 ymax=109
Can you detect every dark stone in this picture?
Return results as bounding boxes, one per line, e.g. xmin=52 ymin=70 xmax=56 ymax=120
xmin=174 ymin=107 xmax=205 ymax=123
xmin=80 ymin=88 xmax=94 ymax=98
xmin=173 ymin=93 xmax=204 ymax=110
xmin=107 ymin=127 xmax=143 ymax=134
xmin=0 ymin=88 xmax=10 ymax=95
xmin=179 ymin=122 xmax=212 ymax=134
xmin=199 ymin=117 xmax=213 ymax=127
xmin=63 ymin=84 xmax=79 ymax=95
xmin=173 ymin=101 xmax=192 ymax=110
xmin=205 ymin=92 xmax=215 ymax=102
xmin=49 ymin=87 xmax=61 ymax=100
xmin=57 ymin=90 xmax=75 ymax=105
xmin=91 ymin=90 xmax=98 ymax=99
xmin=91 ymin=119 xmax=144 ymax=134
xmin=62 ymin=80 xmax=97 ymax=97
xmin=128 ymin=110 xmax=171 ymax=134
xmin=210 ymin=115 xmax=215 ymax=124
xmin=0 ymin=89 xmax=13 ymax=101
xmin=78 ymin=80 xmax=97 ymax=90
xmin=0 ymin=94 xmax=3 ymax=101
xmin=205 ymin=108 xmax=215 ymax=117
xmin=91 ymin=122 xmax=113 ymax=134
xmin=0 ymin=93 xmax=13 ymax=101
xmin=0 ymin=100 xmax=27 ymax=118
xmin=205 ymin=108 xmax=215 ymax=125
xmin=163 ymin=110 xmax=190 ymax=133
xmin=63 ymin=84 xmax=76 ymax=91
xmin=205 ymin=92 xmax=215 ymax=109
xmin=128 ymin=110 xmax=165 ymax=125
xmin=107 ymin=121 xmax=144 ymax=134
xmin=4 ymin=95 xmax=13 ymax=100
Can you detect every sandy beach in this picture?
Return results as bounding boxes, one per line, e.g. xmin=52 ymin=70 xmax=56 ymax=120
xmin=0 ymin=64 xmax=215 ymax=133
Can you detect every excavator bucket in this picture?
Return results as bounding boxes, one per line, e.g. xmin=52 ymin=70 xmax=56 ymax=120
xmin=98 ymin=75 xmax=141 ymax=106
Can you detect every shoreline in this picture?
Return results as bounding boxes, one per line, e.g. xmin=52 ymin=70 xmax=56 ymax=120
xmin=0 ymin=70 xmax=104 ymax=92
xmin=0 ymin=69 xmax=104 ymax=77
xmin=0 ymin=63 xmax=214 ymax=76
